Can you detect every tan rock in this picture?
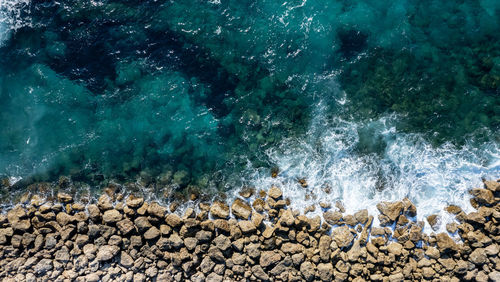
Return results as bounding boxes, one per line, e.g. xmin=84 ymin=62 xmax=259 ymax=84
xmin=387 ymin=242 xmax=403 ymax=256
xmin=268 ymin=186 xmax=283 ymax=199
xmin=469 ymin=188 xmax=495 ymax=205
xmin=260 ymin=251 xmax=281 ymax=268
xmin=426 ymin=214 xmax=440 ymax=230
xmin=97 ymin=194 xmax=113 ymax=211
xmin=376 ymin=201 xmax=403 ymax=222
xmin=402 ymin=197 xmax=417 ymax=217
xmin=279 ymin=209 xmax=295 ymax=226
xmin=231 ymin=198 xmax=252 ymax=219
xmin=435 ymin=233 xmax=457 ymax=252
xmin=116 ymin=219 xmax=134 ymax=235
xmin=165 ymin=214 xmax=182 ymax=228
xmin=238 ymin=220 xmax=256 ymax=234
xmin=332 ymin=225 xmax=354 ymax=248
xmin=147 ymin=202 xmax=167 ymax=218
xmin=251 ymin=212 xmax=264 ymax=228
xmin=120 ymin=251 xmax=134 ymax=267
xmin=96 ymin=245 xmax=119 ymax=261
xmin=354 ymin=209 xmax=369 ymax=225
xmin=317 ymin=263 xmax=334 ymax=281
xmin=210 ymin=201 xmax=230 ymax=219
xmin=469 ymin=248 xmax=487 ymax=265
xmin=57 ymin=193 xmax=73 ymax=203
xmin=144 ymin=227 xmax=160 ymax=240
xmin=102 ymin=209 xmax=122 ymax=224
xmin=252 ymin=198 xmax=266 ymax=213
xmin=56 ymin=212 xmax=74 ymax=226
xmin=445 ymin=205 xmax=462 ymax=215
xmin=125 ymin=195 xmax=144 ymax=208
xmin=484 ymin=180 xmax=500 ymax=192
xmin=324 ymin=211 xmax=342 ymax=225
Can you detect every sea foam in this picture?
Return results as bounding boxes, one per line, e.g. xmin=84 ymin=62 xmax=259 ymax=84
xmin=235 ymin=102 xmax=500 ymax=233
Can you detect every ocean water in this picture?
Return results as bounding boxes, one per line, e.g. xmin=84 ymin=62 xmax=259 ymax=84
xmin=0 ymin=0 xmax=499 ymax=229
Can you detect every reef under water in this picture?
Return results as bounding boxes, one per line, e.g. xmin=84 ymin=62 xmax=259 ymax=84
xmin=0 ymin=0 xmax=499 ymax=225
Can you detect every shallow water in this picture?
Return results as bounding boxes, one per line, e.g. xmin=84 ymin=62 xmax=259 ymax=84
xmin=0 ymin=0 xmax=499 ymax=230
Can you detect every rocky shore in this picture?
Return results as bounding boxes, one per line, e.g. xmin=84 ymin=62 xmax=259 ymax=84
xmin=0 ymin=179 xmax=499 ymax=282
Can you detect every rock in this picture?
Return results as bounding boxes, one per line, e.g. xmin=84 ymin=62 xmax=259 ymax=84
xmin=56 ymin=212 xmax=74 ymax=226
xmin=116 ymin=219 xmax=135 ymax=235
xmin=206 ymin=273 xmax=223 ymax=282
xmin=120 ymin=251 xmax=134 ymax=267
xmin=324 ymin=211 xmax=343 ymax=225
xmin=332 ymin=225 xmax=354 ymax=248
xmin=317 ymin=263 xmax=334 ymax=281
xmin=165 ymin=214 xmax=182 ymax=228
xmin=402 ymin=197 xmax=417 ymax=217
xmin=87 ymin=204 xmax=101 ymax=220
xmin=426 ymin=214 xmax=440 ymax=230
xmin=319 ymin=235 xmax=332 ymax=261
xmin=12 ymin=219 xmax=31 ymax=231
xmin=489 ymin=271 xmax=500 ymax=282
xmin=485 ymin=243 xmax=499 ymax=256
xmin=96 ymin=245 xmax=120 ymax=261
xmin=376 ymin=201 xmax=403 ymax=222
xmin=300 ymin=261 xmax=316 ymax=281
xmin=54 ymin=248 xmax=70 ymax=262
xmin=98 ymin=194 xmax=113 ymax=211
xmin=469 ymin=188 xmax=495 ymax=205
xmin=144 ymin=226 xmax=160 ymax=240
xmin=354 ymin=209 xmax=369 ymax=224
xmin=184 ymin=237 xmax=198 ymax=251
xmin=200 ymin=256 xmax=215 ymax=273
xmin=126 ymin=195 xmax=144 ymax=208
xmin=445 ymin=205 xmax=462 ymax=215
xmin=252 ymin=265 xmax=270 ymax=281
xmin=268 ymin=186 xmax=283 ymax=199
xmin=134 ymin=217 xmax=152 ymax=230
xmin=214 ymin=234 xmax=231 ymax=251
xmin=387 ymin=242 xmax=403 ymax=256
xmin=231 ymin=198 xmax=252 ymax=219
xmin=260 ymin=251 xmax=281 ymax=268
xmin=484 ymin=180 xmax=500 ymax=192
xmin=238 ymin=220 xmax=256 ymax=234
xmin=469 ymin=248 xmax=488 ymax=265
xmin=279 ymin=209 xmax=295 ymax=226
xmin=147 ymin=202 xmax=167 ymax=218
xmin=435 ymin=233 xmax=457 ymax=252
xmin=210 ymin=201 xmax=230 ymax=219
xmin=252 ymin=198 xmax=266 ymax=212
xmin=57 ymin=192 xmax=73 ymax=203
xmin=34 ymin=258 xmax=53 ymax=275
xmin=102 ymin=209 xmax=122 ymax=223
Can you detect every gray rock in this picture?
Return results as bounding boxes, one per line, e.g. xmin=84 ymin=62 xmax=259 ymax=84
xmin=96 ymin=245 xmax=120 ymax=261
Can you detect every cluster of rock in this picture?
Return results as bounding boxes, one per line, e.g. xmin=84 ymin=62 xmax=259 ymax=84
xmin=0 ymin=179 xmax=499 ymax=281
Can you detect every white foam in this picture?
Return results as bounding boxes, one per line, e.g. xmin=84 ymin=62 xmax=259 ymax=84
xmin=0 ymin=0 xmax=31 ymax=46
xmin=234 ymin=102 xmax=499 ymax=234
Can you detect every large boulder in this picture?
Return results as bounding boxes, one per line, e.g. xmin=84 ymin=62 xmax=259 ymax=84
xmin=332 ymin=225 xmax=354 ymax=248
xmin=210 ymin=201 xmax=230 ymax=219
xmin=231 ymin=198 xmax=252 ymax=219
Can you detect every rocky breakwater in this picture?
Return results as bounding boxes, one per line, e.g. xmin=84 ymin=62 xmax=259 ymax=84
xmin=0 ymin=180 xmax=499 ymax=281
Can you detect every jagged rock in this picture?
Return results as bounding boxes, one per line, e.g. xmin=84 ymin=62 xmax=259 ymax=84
xmin=435 ymin=233 xmax=457 ymax=252
xmin=87 ymin=204 xmax=101 ymax=220
xmin=214 ymin=234 xmax=231 ymax=251
xmin=484 ymin=180 xmax=500 ymax=192
xmin=268 ymin=186 xmax=283 ymax=199
xmin=238 ymin=220 xmax=256 ymax=233
xmin=116 ymin=219 xmax=134 ymax=235
xmin=300 ymin=261 xmax=316 ymax=281
xmin=426 ymin=214 xmax=440 ymax=230
xmin=354 ymin=209 xmax=369 ymax=224
xmin=165 ymin=213 xmax=182 ymax=228
xmin=402 ymin=197 xmax=417 ymax=217
xmin=12 ymin=219 xmax=31 ymax=231
xmin=387 ymin=242 xmax=403 ymax=256
xmin=469 ymin=248 xmax=488 ymax=265
xmin=34 ymin=258 xmax=53 ymax=275
xmin=252 ymin=265 xmax=270 ymax=281
xmin=102 ymin=209 xmax=122 ymax=223
xmin=98 ymin=194 xmax=113 ymax=211
xmin=324 ymin=211 xmax=342 ymax=225
xmin=144 ymin=226 xmax=160 ymax=240
xmin=469 ymin=188 xmax=495 ymax=205
xmin=260 ymin=251 xmax=281 ymax=268
xmin=56 ymin=212 xmax=74 ymax=226
xmin=332 ymin=225 xmax=354 ymax=248
xmin=319 ymin=235 xmax=332 ymax=261
xmin=445 ymin=205 xmax=462 ymax=214
xmin=279 ymin=209 xmax=295 ymax=226
xmin=376 ymin=201 xmax=403 ymax=222
xmin=231 ymin=198 xmax=252 ymax=219
xmin=120 ymin=251 xmax=134 ymax=267
xmin=126 ymin=195 xmax=144 ymax=208
xmin=57 ymin=192 xmax=73 ymax=203
xmin=252 ymin=198 xmax=266 ymax=212
xmin=147 ymin=202 xmax=167 ymax=218
xmin=210 ymin=201 xmax=230 ymax=219
xmin=134 ymin=217 xmax=152 ymax=230
xmin=96 ymin=245 xmax=120 ymax=261
xmin=317 ymin=263 xmax=334 ymax=281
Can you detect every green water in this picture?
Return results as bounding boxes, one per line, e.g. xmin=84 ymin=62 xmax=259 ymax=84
xmin=0 ymin=0 xmax=498 ymax=199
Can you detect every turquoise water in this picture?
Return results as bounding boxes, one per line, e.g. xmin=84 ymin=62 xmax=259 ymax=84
xmin=0 ymin=0 xmax=499 ymax=220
